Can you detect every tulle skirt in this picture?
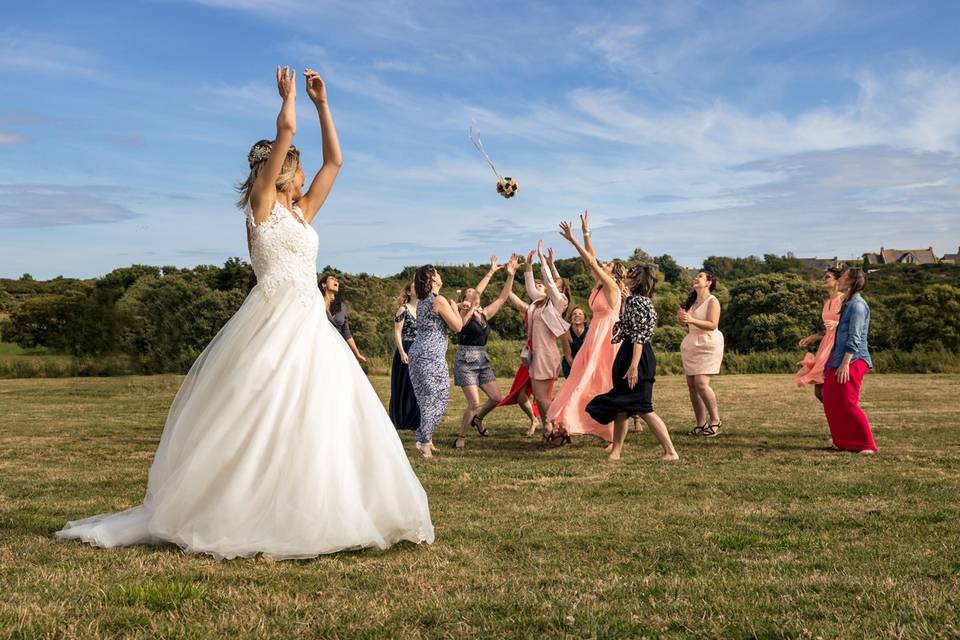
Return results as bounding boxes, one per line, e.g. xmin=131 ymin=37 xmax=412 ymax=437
xmin=57 ymin=283 xmax=434 ymax=559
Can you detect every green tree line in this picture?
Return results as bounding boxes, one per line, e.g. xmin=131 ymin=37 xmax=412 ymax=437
xmin=2 ymin=255 xmax=959 ymax=375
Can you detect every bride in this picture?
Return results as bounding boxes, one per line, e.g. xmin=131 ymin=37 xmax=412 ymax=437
xmin=56 ymin=66 xmax=434 ymax=559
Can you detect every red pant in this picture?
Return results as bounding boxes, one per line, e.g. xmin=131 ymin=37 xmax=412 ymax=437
xmin=823 ymin=359 xmax=877 ymax=452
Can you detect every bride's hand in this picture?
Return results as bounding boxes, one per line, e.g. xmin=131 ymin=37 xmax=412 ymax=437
xmin=304 ymin=68 xmax=328 ymax=104
xmin=277 ymin=65 xmax=296 ymax=100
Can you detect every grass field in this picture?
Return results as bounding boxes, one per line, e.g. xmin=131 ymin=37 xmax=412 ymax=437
xmin=1 ymin=373 xmax=958 ymax=639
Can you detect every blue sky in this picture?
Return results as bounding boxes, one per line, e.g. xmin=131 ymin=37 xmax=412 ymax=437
xmin=1 ymin=0 xmax=959 ymax=278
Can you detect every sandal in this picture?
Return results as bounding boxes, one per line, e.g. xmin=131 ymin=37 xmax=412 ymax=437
xmin=702 ymin=421 xmax=722 ymax=438
xmin=689 ymin=423 xmax=707 ymax=436
xmin=415 ymin=441 xmax=434 ymax=458
xmin=545 ymin=428 xmax=571 ymax=446
xmin=452 ymin=437 xmax=466 ymax=449
xmin=470 ymin=415 xmax=489 ymax=437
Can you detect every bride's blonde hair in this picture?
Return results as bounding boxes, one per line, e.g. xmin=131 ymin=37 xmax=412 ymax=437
xmin=235 ymin=139 xmax=301 ymax=209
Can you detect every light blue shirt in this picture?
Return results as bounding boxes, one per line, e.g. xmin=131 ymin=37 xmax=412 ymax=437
xmin=829 ymin=293 xmax=872 ymax=369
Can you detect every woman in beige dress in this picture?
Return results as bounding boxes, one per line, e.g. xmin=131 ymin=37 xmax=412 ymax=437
xmin=678 ymin=270 xmax=724 ymax=437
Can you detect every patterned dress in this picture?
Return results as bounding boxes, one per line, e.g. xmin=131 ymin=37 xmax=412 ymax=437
xmin=407 ymin=294 xmax=450 ymax=444
xmin=586 ymin=295 xmax=658 ymax=424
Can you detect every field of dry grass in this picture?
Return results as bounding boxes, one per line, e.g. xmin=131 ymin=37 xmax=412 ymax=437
xmin=1 ymin=373 xmax=958 ymax=639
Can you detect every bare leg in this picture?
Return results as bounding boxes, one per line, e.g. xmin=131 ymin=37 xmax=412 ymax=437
xmin=608 ymin=414 xmax=629 ymax=460
xmin=516 ymin=390 xmax=538 ymax=436
xmin=694 ymin=374 xmax=720 ymax=424
xmin=474 ymin=379 xmax=503 ymax=423
xmin=638 ymin=412 xmax=679 ymax=460
xmin=531 ymin=378 xmax=554 ymax=435
xmin=456 ymin=385 xmax=482 ymax=446
xmin=686 ymin=375 xmax=707 ymax=426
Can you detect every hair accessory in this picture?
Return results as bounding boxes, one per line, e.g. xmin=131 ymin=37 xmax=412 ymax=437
xmin=248 ymin=143 xmax=272 ymax=167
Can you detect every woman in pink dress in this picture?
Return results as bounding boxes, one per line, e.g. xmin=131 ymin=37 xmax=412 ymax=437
xmin=549 ymin=213 xmax=624 ymax=443
xmin=494 ymin=304 xmax=546 ymax=435
xmin=795 ymin=267 xmax=845 ymax=402
xmin=679 ymin=270 xmax=724 ymax=437
xmin=523 ymin=246 xmax=570 ymax=440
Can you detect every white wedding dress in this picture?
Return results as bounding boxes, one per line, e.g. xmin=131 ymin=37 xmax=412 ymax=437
xmin=57 ymin=201 xmax=434 ymax=559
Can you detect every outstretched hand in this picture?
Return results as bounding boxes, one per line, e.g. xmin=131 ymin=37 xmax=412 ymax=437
xmin=580 ymin=210 xmax=590 ymax=232
xmin=304 ymin=68 xmax=328 ymax=104
xmin=506 ymin=253 xmax=520 ymax=275
xmin=489 ymin=256 xmax=502 ymax=273
xmin=537 ymin=239 xmax=545 ymax=259
xmin=526 ymin=249 xmax=536 ymax=266
xmin=558 ymin=221 xmax=575 ymax=243
xmin=277 ymin=65 xmax=296 ymax=100
xmin=546 ymin=247 xmax=555 ymax=263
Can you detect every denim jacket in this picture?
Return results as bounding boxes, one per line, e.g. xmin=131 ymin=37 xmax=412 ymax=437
xmin=829 ymin=293 xmax=872 ymax=369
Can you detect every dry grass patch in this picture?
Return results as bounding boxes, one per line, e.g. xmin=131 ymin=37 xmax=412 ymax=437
xmin=1 ymin=373 xmax=959 ymax=638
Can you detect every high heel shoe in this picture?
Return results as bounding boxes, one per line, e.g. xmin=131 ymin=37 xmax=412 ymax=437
xmin=415 ymin=441 xmax=435 ymax=458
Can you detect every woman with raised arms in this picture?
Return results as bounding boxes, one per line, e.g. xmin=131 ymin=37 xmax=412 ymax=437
xmin=57 ymin=67 xmax=434 ymax=558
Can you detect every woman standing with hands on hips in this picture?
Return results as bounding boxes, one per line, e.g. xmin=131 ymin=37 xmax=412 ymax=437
xmin=407 ymin=265 xmax=463 ymax=458
xmin=679 ymin=270 xmax=724 ymax=437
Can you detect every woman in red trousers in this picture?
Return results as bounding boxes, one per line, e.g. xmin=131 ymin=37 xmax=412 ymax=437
xmin=822 ymin=268 xmax=877 ymax=454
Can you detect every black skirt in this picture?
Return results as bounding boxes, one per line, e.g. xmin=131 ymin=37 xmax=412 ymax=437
xmin=389 ymin=339 xmax=421 ymax=430
xmin=585 ymin=341 xmax=656 ymax=425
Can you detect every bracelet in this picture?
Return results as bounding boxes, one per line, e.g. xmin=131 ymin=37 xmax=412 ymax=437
xmin=583 ymin=231 xmax=591 ymax=237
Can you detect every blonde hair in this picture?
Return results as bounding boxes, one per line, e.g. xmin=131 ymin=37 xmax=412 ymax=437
xmin=235 ymin=139 xmax=301 ymax=209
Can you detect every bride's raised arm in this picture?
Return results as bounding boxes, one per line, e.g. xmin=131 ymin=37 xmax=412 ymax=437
xmin=250 ymin=66 xmax=297 ymax=224
xmin=299 ymin=68 xmax=344 ymax=223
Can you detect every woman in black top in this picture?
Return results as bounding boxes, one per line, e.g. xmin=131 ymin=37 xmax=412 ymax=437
xmin=561 ymin=306 xmax=589 ymax=378
xmin=452 ymin=255 xmax=519 ymax=449
xmin=320 ymin=273 xmax=366 ymax=363
xmin=586 ymin=264 xmax=679 ymax=462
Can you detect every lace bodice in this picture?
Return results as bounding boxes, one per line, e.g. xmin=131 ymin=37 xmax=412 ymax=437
xmin=246 ymin=201 xmax=319 ymax=298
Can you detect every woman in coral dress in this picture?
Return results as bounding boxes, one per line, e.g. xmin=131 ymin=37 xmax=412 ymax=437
xmin=796 ymin=267 xmax=845 ymax=402
xmin=549 ymin=213 xmax=624 ymax=443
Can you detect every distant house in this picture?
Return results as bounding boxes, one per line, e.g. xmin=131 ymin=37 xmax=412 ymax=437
xmin=863 ymin=246 xmax=939 ymax=266
xmin=796 ymin=256 xmax=841 ymax=270
xmin=941 ymin=247 xmax=960 ymax=265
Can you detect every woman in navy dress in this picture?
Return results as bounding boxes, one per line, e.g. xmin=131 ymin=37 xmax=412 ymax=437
xmin=389 ymin=282 xmax=421 ymax=430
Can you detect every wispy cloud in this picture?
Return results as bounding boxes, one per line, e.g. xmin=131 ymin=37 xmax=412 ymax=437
xmin=0 ymin=184 xmax=141 ymax=228
xmin=0 ymin=131 xmax=26 ymax=144
xmin=0 ymin=32 xmax=104 ymax=80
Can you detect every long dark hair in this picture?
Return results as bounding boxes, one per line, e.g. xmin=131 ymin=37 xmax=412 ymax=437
xmin=843 ymin=268 xmax=866 ymax=302
xmin=627 ymin=264 xmax=657 ymax=299
xmin=319 ymin=272 xmax=343 ymax=315
xmin=682 ymin=270 xmax=717 ymax=310
xmin=414 ymin=265 xmax=437 ymax=300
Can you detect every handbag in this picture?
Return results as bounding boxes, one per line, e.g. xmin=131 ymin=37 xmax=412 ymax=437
xmin=520 ymin=344 xmax=532 ymax=367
